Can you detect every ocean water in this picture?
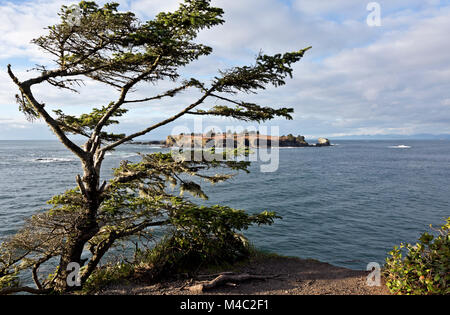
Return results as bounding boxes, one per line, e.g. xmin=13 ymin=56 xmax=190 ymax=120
xmin=0 ymin=140 xmax=449 ymax=270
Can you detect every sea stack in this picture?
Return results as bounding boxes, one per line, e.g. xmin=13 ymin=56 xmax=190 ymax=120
xmin=316 ymin=138 xmax=331 ymax=147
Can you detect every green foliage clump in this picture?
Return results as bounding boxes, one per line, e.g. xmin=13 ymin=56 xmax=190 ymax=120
xmin=82 ymin=262 xmax=134 ymax=294
xmin=136 ymin=206 xmax=280 ymax=278
xmin=0 ymin=273 xmax=19 ymax=290
xmin=53 ymin=105 xmax=128 ymax=141
xmin=384 ymin=217 xmax=450 ymax=295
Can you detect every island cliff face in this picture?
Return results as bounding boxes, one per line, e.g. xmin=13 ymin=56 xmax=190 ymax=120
xmin=164 ymin=133 xmax=331 ymax=148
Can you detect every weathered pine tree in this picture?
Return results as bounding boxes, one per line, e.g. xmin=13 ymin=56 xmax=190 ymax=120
xmin=1 ymin=0 xmax=310 ymax=294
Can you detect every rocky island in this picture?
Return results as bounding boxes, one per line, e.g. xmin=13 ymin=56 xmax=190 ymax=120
xmin=131 ymin=133 xmax=331 ymax=148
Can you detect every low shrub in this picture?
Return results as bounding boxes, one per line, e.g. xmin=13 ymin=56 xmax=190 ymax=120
xmin=384 ymin=217 xmax=450 ymax=295
xmin=82 ymin=262 xmax=134 ymax=294
xmin=130 ymin=205 xmax=279 ymax=280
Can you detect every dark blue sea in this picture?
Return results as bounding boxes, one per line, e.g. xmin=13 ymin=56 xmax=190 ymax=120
xmin=0 ymin=140 xmax=449 ymax=271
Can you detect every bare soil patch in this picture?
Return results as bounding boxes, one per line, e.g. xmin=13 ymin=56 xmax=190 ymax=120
xmin=98 ymin=255 xmax=390 ymax=295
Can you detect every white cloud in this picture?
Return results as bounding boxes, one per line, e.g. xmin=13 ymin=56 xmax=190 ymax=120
xmin=1 ymin=0 xmax=450 ymax=139
xmin=0 ymin=0 xmax=68 ymax=61
xmin=129 ymin=0 xmax=181 ymax=18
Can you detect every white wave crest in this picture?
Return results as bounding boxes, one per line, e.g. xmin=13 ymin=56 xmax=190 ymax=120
xmin=33 ymin=157 xmax=76 ymax=163
xmin=388 ymin=145 xmax=411 ymax=149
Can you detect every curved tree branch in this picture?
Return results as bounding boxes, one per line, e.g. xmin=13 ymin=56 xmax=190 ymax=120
xmin=32 ymin=255 xmax=53 ymax=290
xmin=7 ymin=65 xmax=87 ymax=161
xmin=79 ymin=219 xmax=169 ymax=284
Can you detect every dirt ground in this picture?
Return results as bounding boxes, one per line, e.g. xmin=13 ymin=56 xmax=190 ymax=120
xmin=98 ymin=255 xmax=391 ymax=295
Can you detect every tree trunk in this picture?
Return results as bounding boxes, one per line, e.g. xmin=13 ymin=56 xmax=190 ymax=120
xmin=54 ymin=157 xmax=101 ymax=293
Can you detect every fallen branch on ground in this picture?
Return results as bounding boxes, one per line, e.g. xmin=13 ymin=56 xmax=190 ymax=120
xmin=188 ymin=273 xmax=280 ymax=293
xmin=0 ymin=286 xmax=52 ymax=295
xmin=196 ymin=271 xmax=235 ymax=279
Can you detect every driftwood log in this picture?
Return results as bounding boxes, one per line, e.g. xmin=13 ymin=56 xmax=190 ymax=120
xmin=188 ymin=273 xmax=279 ymax=293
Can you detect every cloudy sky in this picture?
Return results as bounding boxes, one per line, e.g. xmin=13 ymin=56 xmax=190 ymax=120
xmin=1 ymin=0 xmax=450 ymax=140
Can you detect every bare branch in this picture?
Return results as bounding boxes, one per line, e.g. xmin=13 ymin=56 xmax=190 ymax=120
xmin=123 ymin=82 xmax=192 ymax=104
xmin=188 ymin=273 xmax=280 ymax=293
xmin=210 ymin=93 xmax=242 ymax=106
xmin=32 ymin=255 xmax=52 ymax=290
xmin=76 ymin=175 xmax=88 ymax=198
